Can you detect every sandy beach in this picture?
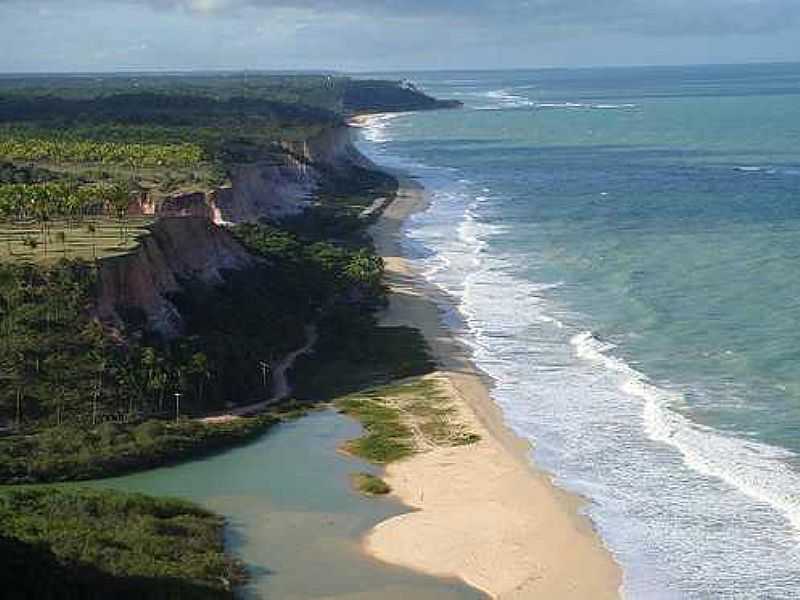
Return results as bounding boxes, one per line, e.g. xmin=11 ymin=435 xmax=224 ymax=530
xmin=365 ymin=173 xmax=623 ymax=599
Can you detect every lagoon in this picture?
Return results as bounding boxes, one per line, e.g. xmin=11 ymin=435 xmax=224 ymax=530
xmin=89 ymin=409 xmax=483 ymax=599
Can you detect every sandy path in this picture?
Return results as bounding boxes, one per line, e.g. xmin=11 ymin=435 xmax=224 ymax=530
xmin=201 ymin=326 xmax=317 ymax=423
xmin=364 ymin=175 xmax=622 ymax=599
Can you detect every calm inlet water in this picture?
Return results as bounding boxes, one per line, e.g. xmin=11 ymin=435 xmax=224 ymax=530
xmin=356 ymin=63 xmax=800 ymax=598
xmin=90 ymin=410 xmax=483 ymax=600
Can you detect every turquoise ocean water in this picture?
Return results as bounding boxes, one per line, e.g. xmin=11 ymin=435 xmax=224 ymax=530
xmin=356 ymin=64 xmax=800 ymax=598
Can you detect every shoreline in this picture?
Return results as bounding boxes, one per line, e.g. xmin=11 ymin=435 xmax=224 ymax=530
xmin=365 ymin=170 xmax=623 ymax=598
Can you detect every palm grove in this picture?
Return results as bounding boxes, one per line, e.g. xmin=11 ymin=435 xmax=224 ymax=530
xmin=0 ymin=74 xmax=450 ymax=598
xmin=0 ymin=76 xmax=394 ymax=484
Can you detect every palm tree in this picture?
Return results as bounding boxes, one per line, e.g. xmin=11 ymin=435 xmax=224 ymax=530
xmin=86 ymin=222 xmax=97 ymax=259
xmin=35 ymin=203 xmax=50 ymax=257
xmin=55 ymin=230 xmax=67 ymax=257
xmin=15 ymin=386 xmax=22 ymax=429
xmin=22 ymin=235 xmax=38 ymax=254
xmin=188 ymin=352 xmax=211 ymax=406
xmin=141 ymin=347 xmax=167 ymax=414
xmin=105 ymin=183 xmax=131 ymax=245
xmin=1 ymin=350 xmax=27 ymax=430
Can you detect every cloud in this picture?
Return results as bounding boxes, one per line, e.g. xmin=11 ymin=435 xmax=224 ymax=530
xmin=113 ymin=0 xmax=800 ymax=35
xmin=0 ymin=0 xmax=798 ymax=73
xmin=1 ymin=0 xmax=799 ymax=73
xmin=184 ymin=0 xmax=233 ymax=13
xmin=3 ymin=0 xmax=800 ymax=36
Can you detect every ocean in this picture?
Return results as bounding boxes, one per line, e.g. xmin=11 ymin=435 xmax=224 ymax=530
xmin=355 ymin=63 xmax=800 ymax=598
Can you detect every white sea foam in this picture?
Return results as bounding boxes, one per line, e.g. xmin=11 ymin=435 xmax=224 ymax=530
xmin=351 ymin=113 xmax=407 ymax=144
xmin=571 ymin=331 xmax=800 ymax=532
xmin=593 ymin=103 xmax=638 ymax=110
xmin=473 ymin=88 xmax=535 ymax=110
xmin=463 ymin=83 xmax=640 ymax=112
xmin=536 ymin=102 xmax=587 ymax=109
xmin=735 ymin=165 xmax=800 ymax=177
xmin=354 ymin=110 xmax=800 ymax=599
xmin=537 ymin=314 xmax=566 ymax=328
xmin=535 ymin=102 xmax=638 ymax=110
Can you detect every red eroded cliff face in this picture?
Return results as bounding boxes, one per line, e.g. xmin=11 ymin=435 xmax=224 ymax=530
xmin=95 ymin=217 xmax=256 ymax=336
xmin=157 ymin=192 xmax=214 ymax=220
xmin=154 ymin=125 xmax=369 ymax=225
xmin=210 ymin=158 xmax=314 ymax=223
xmin=95 ymin=125 xmax=370 ymax=337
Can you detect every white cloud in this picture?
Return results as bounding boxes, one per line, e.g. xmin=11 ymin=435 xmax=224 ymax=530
xmin=187 ymin=0 xmax=232 ymax=13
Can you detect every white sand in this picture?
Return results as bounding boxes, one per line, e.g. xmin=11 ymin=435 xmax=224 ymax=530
xmin=364 ymin=176 xmax=622 ymax=599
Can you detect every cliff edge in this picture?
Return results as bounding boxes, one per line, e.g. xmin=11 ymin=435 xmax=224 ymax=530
xmin=95 ymin=125 xmax=369 ymax=336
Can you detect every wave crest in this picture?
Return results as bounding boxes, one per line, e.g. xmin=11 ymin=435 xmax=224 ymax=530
xmin=571 ymin=330 xmax=800 ymax=533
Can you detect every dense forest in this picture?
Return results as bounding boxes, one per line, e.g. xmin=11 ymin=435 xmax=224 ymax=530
xmin=0 ymin=488 xmax=242 ymax=599
xmin=0 ymin=72 xmax=456 ymax=596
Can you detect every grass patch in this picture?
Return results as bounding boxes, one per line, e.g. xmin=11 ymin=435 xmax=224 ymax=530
xmin=0 ymin=415 xmax=278 ymax=485
xmin=351 ymin=472 xmax=391 ymax=496
xmin=336 ymin=377 xmax=480 ymax=466
xmin=0 ymin=487 xmax=241 ymax=599
xmin=0 ymin=216 xmax=153 ymax=263
xmin=336 ymin=395 xmax=414 ymax=463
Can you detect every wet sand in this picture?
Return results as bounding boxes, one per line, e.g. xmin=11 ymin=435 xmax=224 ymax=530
xmin=365 ymin=174 xmax=623 ymax=599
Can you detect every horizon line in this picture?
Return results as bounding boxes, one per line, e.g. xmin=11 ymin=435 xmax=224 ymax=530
xmin=0 ymin=60 xmax=798 ymax=78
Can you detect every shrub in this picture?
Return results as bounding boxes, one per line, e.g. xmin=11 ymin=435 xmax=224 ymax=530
xmin=352 ymin=472 xmax=391 ymax=496
xmin=133 ymin=420 xmax=164 ymax=446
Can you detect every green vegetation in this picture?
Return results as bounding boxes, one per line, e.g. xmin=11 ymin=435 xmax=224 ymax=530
xmin=0 ymin=160 xmax=58 ymax=184
xmin=0 ymin=259 xmax=177 ymax=431
xmin=0 ymin=79 xmax=342 ymax=240
xmin=0 ymin=256 xmax=278 ymax=483
xmin=0 ymin=74 xmax=452 ymax=269
xmin=0 ymin=218 xmax=385 ymax=419
xmin=338 ymin=394 xmax=415 ymax=463
xmin=232 ymin=222 xmax=385 ymax=304
xmin=162 ymin=222 xmax=387 ymax=407
xmin=0 ymin=216 xmax=153 ymax=262
xmin=0 ymin=415 xmax=277 ymax=485
xmin=0 ymin=71 xmax=455 ymax=482
xmin=0 ymin=226 xmax=383 ymax=483
xmin=291 ymin=320 xmax=436 ymax=402
xmin=0 ymin=179 xmax=152 ymax=263
xmin=0 ymin=136 xmax=204 ymax=168
xmin=0 ymin=180 xmax=132 ymax=221
xmin=313 ymin=157 xmax=399 ymax=214
xmin=0 ymin=488 xmax=242 ymax=599
xmin=352 ymin=472 xmax=392 ymax=496
xmin=0 ymin=73 xmax=457 ymax=116
xmin=336 ymin=378 xmax=481 ymax=465
xmin=0 ymin=72 xmax=461 ymax=597
xmin=343 ymin=79 xmax=463 ymax=114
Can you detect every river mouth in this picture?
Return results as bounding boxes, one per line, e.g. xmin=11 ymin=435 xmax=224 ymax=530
xmin=88 ymin=409 xmax=483 ymax=599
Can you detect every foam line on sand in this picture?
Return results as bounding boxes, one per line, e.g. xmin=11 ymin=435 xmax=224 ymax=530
xmin=364 ymin=174 xmax=622 ymax=600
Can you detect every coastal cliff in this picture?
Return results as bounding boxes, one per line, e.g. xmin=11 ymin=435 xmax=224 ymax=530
xmin=0 ymin=73 xmax=473 ymax=599
xmin=157 ymin=125 xmax=368 ymax=224
xmin=96 ymin=125 xmax=369 ymax=336
xmin=95 ymin=217 xmax=256 ymax=336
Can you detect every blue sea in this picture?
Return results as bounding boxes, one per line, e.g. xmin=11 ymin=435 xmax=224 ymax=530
xmin=355 ymin=64 xmax=800 ymax=598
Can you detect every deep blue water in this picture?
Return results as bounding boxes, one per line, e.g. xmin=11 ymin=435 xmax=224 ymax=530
xmin=356 ymin=63 xmax=800 ymax=598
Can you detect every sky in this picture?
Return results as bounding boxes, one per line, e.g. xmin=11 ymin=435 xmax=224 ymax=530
xmin=1 ymin=0 xmax=799 ymax=72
